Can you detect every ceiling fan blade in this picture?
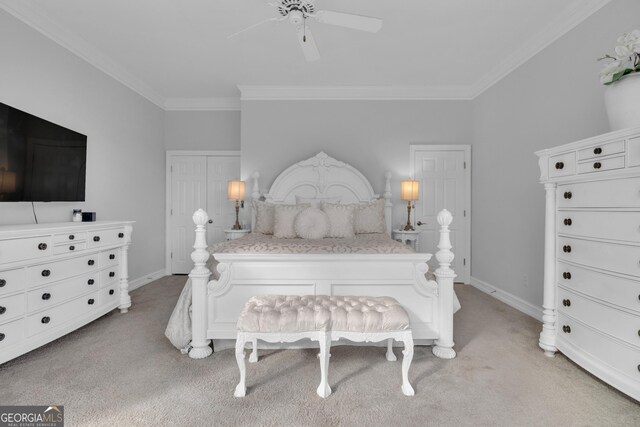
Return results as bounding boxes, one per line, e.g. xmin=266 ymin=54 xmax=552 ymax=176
xmin=296 ymin=26 xmax=320 ymax=62
xmin=227 ymin=17 xmax=279 ymax=39
xmin=315 ymin=10 xmax=382 ymax=33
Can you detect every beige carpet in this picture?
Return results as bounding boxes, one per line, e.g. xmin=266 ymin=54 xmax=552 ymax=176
xmin=0 ymin=276 xmax=638 ymax=426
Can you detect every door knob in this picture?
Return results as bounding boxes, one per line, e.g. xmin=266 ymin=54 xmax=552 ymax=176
xmin=416 ymin=221 xmax=424 ymax=226
xmin=208 ymin=219 xmax=213 ymax=224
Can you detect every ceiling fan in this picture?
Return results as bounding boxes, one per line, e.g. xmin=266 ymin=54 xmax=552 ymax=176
xmin=228 ymin=0 xmax=383 ymax=62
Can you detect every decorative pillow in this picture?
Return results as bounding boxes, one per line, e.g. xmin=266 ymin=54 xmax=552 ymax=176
xmin=274 ymin=204 xmax=310 ymax=238
xmin=321 ymin=202 xmax=356 ymax=238
xmin=295 ymin=196 xmax=341 ymax=209
xmin=294 ymin=207 xmax=330 ymax=239
xmin=355 ymin=198 xmax=386 ymax=234
xmin=253 ymin=200 xmax=275 ymax=235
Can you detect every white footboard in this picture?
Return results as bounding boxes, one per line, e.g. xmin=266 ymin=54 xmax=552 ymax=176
xmin=188 ymin=209 xmax=457 ymax=360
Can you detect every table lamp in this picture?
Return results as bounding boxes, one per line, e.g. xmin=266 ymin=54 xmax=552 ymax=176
xmin=401 ymin=180 xmax=419 ymax=231
xmin=227 ymin=180 xmax=246 ymax=230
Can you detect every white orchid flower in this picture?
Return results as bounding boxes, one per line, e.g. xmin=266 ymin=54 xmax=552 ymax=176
xmin=615 ymin=45 xmax=633 ymax=59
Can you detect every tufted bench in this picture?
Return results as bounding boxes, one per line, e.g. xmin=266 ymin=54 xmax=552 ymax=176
xmin=233 ymin=295 xmax=415 ymax=398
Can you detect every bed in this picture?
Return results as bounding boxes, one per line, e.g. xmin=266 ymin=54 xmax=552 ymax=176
xmin=166 ymin=152 xmax=459 ymax=360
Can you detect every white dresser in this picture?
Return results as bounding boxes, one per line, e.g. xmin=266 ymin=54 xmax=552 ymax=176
xmin=536 ymin=127 xmax=640 ymax=401
xmin=0 ymin=221 xmax=133 ymax=364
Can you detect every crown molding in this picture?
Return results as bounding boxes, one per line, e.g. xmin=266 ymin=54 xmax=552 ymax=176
xmin=238 ymin=85 xmax=474 ymax=101
xmin=0 ymin=0 xmax=165 ymax=108
xmin=164 ymin=97 xmax=241 ymax=111
xmin=470 ymin=0 xmax=612 ymax=98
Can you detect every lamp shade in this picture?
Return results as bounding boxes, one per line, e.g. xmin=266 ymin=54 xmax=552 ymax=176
xmin=401 ymin=180 xmax=419 ymax=201
xmin=0 ymin=169 xmax=16 ymax=193
xmin=227 ymin=180 xmax=245 ymax=201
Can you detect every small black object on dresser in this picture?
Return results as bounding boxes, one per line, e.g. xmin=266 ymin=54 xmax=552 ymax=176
xmin=82 ymin=212 xmax=97 ymax=222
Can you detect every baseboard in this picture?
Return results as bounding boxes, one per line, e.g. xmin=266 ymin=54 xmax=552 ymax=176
xmin=129 ymin=269 xmax=166 ymax=291
xmin=469 ymin=276 xmax=543 ymax=321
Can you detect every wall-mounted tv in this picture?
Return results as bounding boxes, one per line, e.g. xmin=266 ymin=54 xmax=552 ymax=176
xmin=0 ymin=102 xmax=87 ymax=202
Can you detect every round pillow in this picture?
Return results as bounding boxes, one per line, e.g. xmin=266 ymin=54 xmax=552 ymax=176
xmin=294 ymin=207 xmax=329 ymax=239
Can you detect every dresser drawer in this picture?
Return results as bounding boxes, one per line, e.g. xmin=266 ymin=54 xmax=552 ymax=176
xmin=628 ymin=136 xmax=640 ymax=168
xmin=557 ymin=313 xmax=640 ymax=382
xmin=558 ymin=176 xmax=640 ymax=208
xmin=558 ymin=237 xmax=640 ymax=278
xmin=578 ymin=140 xmax=625 ymax=161
xmin=53 ymin=232 xmax=86 ymax=245
xmin=557 ymin=211 xmax=640 ymax=243
xmin=27 ymin=254 xmax=100 ymax=287
xmin=0 ymin=268 xmax=25 ymax=296
xmin=26 ymin=291 xmax=99 ymax=337
xmin=549 ymin=152 xmax=576 ymax=178
xmin=100 ymin=250 xmax=119 ymax=268
xmin=558 ymin=262 xmax=640 ymax=313
xmin=0 ymin=293 xmax=26 ymax=323
xmin=27 ymin=271 xmax=99 ymax=313
xmin=100 ymin=268 xmax=119 ymax=287
xmin=577 ymin=156 xmax=625 ymax=174
xmin=558 ymin=287 xmax=640 ymax=347
xmin=0 ymin=318 xmax=24 ymax=349
xmin=0 ymin=236 xmax=52 ymax=264
xmin=53 ymin=242 xmax=87 ymax=255
xmin=87 ymin=228 xmax=126 ymax=248
xmin=101 ymin=286 xmax=119 ymax=306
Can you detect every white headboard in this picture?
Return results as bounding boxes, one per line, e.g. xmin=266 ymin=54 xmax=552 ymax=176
xmin=251 ymin=152 xmax=393 ymax=235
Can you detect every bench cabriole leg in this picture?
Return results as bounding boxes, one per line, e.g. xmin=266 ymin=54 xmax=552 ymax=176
xmin=317 ymin=332 xmax=332 ymax=398
xmin=401 ymin=332 xmax=415 ymax=396
xmin=234 ymin=333 xmax=247 ymax=397
xmin=249 ymin=338 xmax=258 ymax=363
xmin=386 ymin=338 xmax=397 ymax=361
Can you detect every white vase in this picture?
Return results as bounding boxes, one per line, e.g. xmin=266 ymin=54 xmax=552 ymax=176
xmin=604 ymin=72 xmax=640 ymax=131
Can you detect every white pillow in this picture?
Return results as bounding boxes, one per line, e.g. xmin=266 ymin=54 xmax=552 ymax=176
xmin=321 ymin=202 xmax=356 ymax=238
xmin=253 ymin=200 xmax=275 ymax=235
xmin=273 ymin=204 xmax=310 ymax=238
xmin=355 ymin=198 xmax=386 ymax=234
xmin=296 ymin=196 xmax=341 ymax=209
xmin=294 ymin=207 xmax=329 ymax=239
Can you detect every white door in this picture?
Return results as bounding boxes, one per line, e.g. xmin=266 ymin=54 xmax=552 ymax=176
xmin=170 ymin=156 xmax=207 ymax=274
xmin=206 ymin=156 xmax=241 ymax=244
xmin=411 ymin=146 xmax=470 ymax=283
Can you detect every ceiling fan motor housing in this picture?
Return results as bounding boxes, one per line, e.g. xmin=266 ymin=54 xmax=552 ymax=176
xmin=278 ymin=0 xmax=315 ymax=24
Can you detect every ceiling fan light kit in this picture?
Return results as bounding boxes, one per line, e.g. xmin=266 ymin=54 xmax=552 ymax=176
xmin=229 ymin=0 xmax=382 ymax=62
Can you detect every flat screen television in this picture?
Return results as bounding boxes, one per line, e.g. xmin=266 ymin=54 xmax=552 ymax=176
xmin=0 ymin=102 xmax=87 ymax=202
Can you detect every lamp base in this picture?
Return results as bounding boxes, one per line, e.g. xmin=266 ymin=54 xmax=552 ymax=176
xmin=403 ymin=224 xmax=415 ymax=231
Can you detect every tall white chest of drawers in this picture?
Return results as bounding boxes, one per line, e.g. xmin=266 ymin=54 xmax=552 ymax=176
xmin=0 ymin=221 xmax=133 ymax=364
xmin=537 ymin=127 xmax=640 ymax=401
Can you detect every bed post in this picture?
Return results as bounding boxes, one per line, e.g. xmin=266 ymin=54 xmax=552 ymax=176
xmin=432 ymin=209 xmax=457 ymax=360
xmin=188 ymin=209 xmax=213 ymax=359
xmin=251 ymin=172 xmax=260 ymax=231
xmin=383 ymin=171 xmax=392 ymax=236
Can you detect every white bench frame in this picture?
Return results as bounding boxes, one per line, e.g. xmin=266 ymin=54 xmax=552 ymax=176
xmin=234 ymin=330 xmax=415 ymax=398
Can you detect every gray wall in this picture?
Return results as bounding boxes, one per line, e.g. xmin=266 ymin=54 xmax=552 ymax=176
xmin=470 ymin=0 xmax=640 ymax=305
xmin=164 ymin=111 xmax=240 ymax=151
xmin=0 ymin=10 xmax=166 ymax=280
xmin=241 ymin=100 xmax=473 ymax=225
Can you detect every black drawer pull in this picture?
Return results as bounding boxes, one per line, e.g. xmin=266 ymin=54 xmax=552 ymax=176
xmin=41 ymin=269 xmax=51 ymax=277
xmin=41 ymin=316 xmax=50 ymax=324
xmin=69 ymin=234 xmax=75 ymax=240
xmin=38 ymin=243 xmax=47 ymax=250
xmin=88 ymin=298 xmax=95 ymax=305
xmin=109 ymin=289 xmax=115 ymax=295
xmin=109 ymin=272 xmax=115 ymax=278
xmin=593 ymin=162 xmax=602 ymax=169
xmin=564 ymin=218 xmax=572 ymax=226
xmin=109 ymin=254 xmax=115 ymax=260
xmin=555 ymin=162 xmax=564 ymax=170
xmin=563 ymin=191 xmax=572 ymax=200
xmin=563 ymin=245 xmax=572 ymax=253
xmin=0 ymin=333 xmax=4 ymax=341
xmin=638 ymin=364 xmax=640 ymax=373
xmin=88 ymin=259 xmax=95 ymax=266
xmin=562 ymin=325 xmax=571 ymax=333
xmin=594 ymin=147 xmax=602 ymax=155
xmin=69 ymin=245 xmax=75 ymax=251
xmin=41 ymin=293 xmax=51 ymax=301
xmin=0 ymin=279 xmax=6 ymax=287
xmin=562 ymin=272 xmax=572 ymax=280
xmin=88 ymin=279 xmax=95 ymax=285
xmin=562 ymin=299 xmax=571 ymax=307
xmin=118 ymin=232 xmax=124 ymax=238
xmin=93 ymin=236 xmax=100 ymax=242
xmin=0 ymin=306 xmax=5 ymax=315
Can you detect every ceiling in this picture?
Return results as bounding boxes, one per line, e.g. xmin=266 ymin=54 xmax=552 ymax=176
xmin=0 ymin=0 xmax=611 ymax=109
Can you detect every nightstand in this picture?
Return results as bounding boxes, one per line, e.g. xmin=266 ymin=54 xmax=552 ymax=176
xmin=392 ymin=229 xmax=420 ymax=251
xmin=224 ymin=229 xmax=250 ymax=241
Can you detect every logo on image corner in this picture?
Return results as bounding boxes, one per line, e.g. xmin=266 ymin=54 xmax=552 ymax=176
xmin=0 ymin=405 xmax=64 ymax=427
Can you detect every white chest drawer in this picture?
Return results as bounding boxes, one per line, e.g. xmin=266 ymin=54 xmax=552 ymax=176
xmin=0 ymin=293 xmax=26 ymax=323
xmin=577 ymin=156 xmax=625 ymax=175
xmin=53 ymin=232 xmax=86 ymax=245
xmin=0 ymin=318 xmax=24 ymax=349
xmin=0 ymin=268 xmax=25 ymax=296
xmin=101 ymin=250 xmax=119 ymax=267
xmin=557 ymin=211 xmax=640 ymax=243
xmin=549 ymin=153 xmax=576 ymax=178
xmin=101 ymin=268 xmax=119 ymax=287
xmin=26 ymin=291 xmax=99 ymax=337
xmin=53 ymin=242 xmax=87 ymax=255
xmin=578 ymin=140 xmax=625 ymax=161
xmin=558 ymin=237 xmax=640 ymax=278
xmin=27 ymin=271 xmax=100 ymax=313
xmin=0 ymin=236 xmax=52 ymax=264
xmin=558 ymin=287 xmax=640 ymax=347
xmin=101 ymin=285 xmax=119 ymax=306
xmin=87 ymin=228 xmax=126 ymax=248
xmin=27 ymin=254 xmax=101 ymax=287
xmin=558 ymin=177 xmax=640 ymax=208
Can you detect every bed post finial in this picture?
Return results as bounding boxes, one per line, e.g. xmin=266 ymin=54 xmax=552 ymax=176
xmin=384 ymin=171 xmax=392 ymax=236
xmin=432 ymin=209 xmax=457 ymax=360
xmin=188 ymin=208 xmax=213 ymax=359
xmin=251 ymin=172 xmax=260 ymax=201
